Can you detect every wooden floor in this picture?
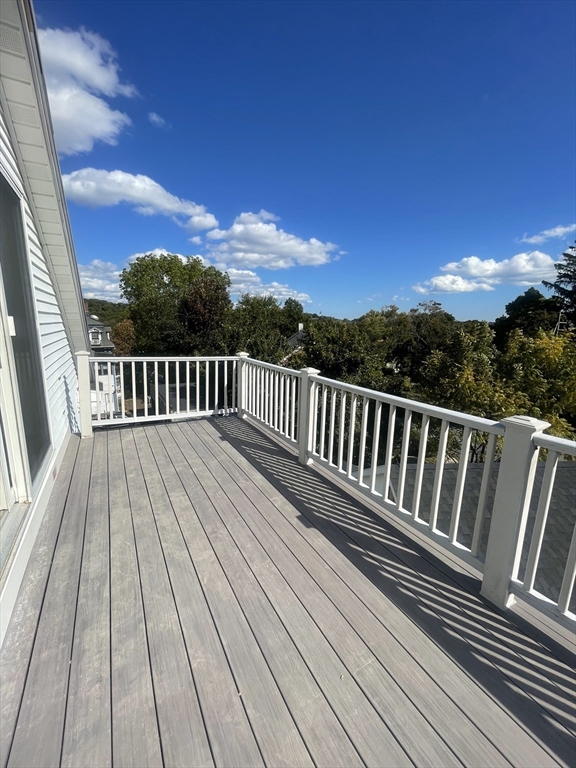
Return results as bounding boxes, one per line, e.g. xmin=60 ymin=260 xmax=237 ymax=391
xmin=1 ymin=417 xmax=575 ymax=768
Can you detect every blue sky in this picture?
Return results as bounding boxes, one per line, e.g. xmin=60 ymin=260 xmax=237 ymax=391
xmin=35 ymin=0 xmax=575 ymax=320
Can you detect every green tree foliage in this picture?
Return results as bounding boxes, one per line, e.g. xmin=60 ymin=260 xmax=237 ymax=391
xmin=492 ymin=288 xmax=562 ymax=350
xmin=499 ymin=330 xmax=576 ymax=436
xmin=85 ymin=298 xmax=129 ymax=328
xmin=280 ymin=297 xmax=305 ymax=337
xmin=300 ymin=314 xmax=411 ymax=394
xmin=179 ymin=268 xmax=232 ymax=355
xmin=119 ymin=253 xmax=218 ymax=354
xmin=389 ymin=302 xmax=457 ymax=384
xmin=421 ymin=324 xmax=576 ymax=437
xmin=300 ymin=303 xmax=457 ymax=394
xmin=543 ymin=243 xmax=576 ymax=325
xmin=300 ymin=300 xmax=576 ymax=438
xmin=231 ymin=294 xmax=290 ymax=362
xmin=118 ymin=253 xmax=305 ymax=362
xmin=419 ymin=322 xmax=521 ymax=419
xmin=301 ymin=317 xmax=368 ymax=380
xmin=111 ymin=318 xmax=136 ymax=356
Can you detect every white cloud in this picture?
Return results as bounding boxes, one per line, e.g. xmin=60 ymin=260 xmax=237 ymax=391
xmin=148 ymin=111 xmax=168 ymax=128
xmin=63 ymin=168 xmax=218 ymax=230
xmin=205 ymin=209 xmax=337 ymax=269
xmin=520 ymin=223 xmax=576 ymax=245
xmin=38 ymin=27 xmax=136 ymax=155
xmin=126 ymin=248 xmax=210 ymax=266
xmin=189 ymin=235 xmax=203 ymax=245
xmin=414 ymin=275 xmax=494 ymax=294
xmin=442 ymin=251 xmax=557 ymax=283
xmin=228 ymin=269 xmax=311 ymax=303
xmin=413 ymin=250 xmax=557 ymax=294
xmin=78 ymin=259 xmax=123 ymax=301
xmin=78 ymin=250 xmax=310 ymax=304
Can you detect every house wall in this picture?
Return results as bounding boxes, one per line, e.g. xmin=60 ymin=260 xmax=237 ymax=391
xmin=0 ymin=0 xmax=87 ymax=645
xmin=0 ymin=106 xmax=79 ymax=450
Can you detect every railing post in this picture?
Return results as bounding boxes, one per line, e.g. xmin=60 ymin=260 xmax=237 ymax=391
xmin=298 ymin=367 xmax=320 ymax=465
xmin=236 ymin=352 xmax=249 ymax=419
xmin=480 ymin=415 xmax=549 ymax=610
xmin=75 ymin=350 xmax=93 ymax=438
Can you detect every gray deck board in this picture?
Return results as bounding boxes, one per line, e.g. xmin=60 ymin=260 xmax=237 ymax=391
xmin=0 ymin=435 xmax=79 ymax=768
xmin=214 ymin=417 xmax=576 ymax=767
xmin=61 ymin=431 xmax=111 ymax=768
xmin=194 ymin=420 xmax=517 ymax=767
xmin=136 ymin=427 xmax=280 ymax=765
xmin=183 ymin=422 xmax=460 ymax=768
xmin=212 ymin=416 xmax=576 ymax=767
xmin=133 ymin=426 xmax=262 ymax=768
xmin=108 ymin=430 xmax=162 ymax=768
xmin=8 ymin=438 xmax=93 ymax=768
xmin=166 ymin=423 xmax=420 ymax=768
xmin=154 ymin=425 xmax=314 ymax=768
xmin=152 ymin=424 xmax=366 ymax=768
xmin=120 ymin=429 xmax=213 ymax=768
xmin=2 ymin=416 xmax=575 ymax=768
xmin=201 ymin=419 xmax=572 ymax=767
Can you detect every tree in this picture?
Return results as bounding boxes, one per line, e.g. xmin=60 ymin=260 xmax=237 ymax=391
xmin=179 ymin=268 xmax=232 ymax=355
xmin=364 ymin=302 xmax=457 ymax=387
xmin=85 ymin=298 xmax=129 ymax=328
xmin=492 ymin=288 xmax=562 ymax=350
xmin=419 ymin=322 xmax=521 ymax=419
xmin=543 ymin=242 xmax=576 ymax=325
xmin=280 ymin=298 xmax=305 ymax=338
xmin=231 ymin=294 xmax=289 ymax=363
xmin=111 ymin=318 xmax=136 ymax=356
xmin=120 ymin=253 xmax=209 ymax=354
xmin=301 ymin=317 xmax=367 ymax=381
xmin=498 ymin=330 xmax=576 ymax=437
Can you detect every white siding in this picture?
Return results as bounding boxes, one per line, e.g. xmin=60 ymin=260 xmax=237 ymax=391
xmin=0 ymin=106 xmax=79 ymax=450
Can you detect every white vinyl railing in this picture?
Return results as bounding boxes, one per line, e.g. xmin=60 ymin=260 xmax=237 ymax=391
xmin=240 ymin=357 xmax=300 ymax=444
xmin=509 ymin=433 xmax=576 ymax=619
xmin=305 ymin=374 xmax=505 ymax=572
xmin=85 ymin=356 xmax=238 ymax=426
xmin=76 ymin=352 xmax=576 ymax=626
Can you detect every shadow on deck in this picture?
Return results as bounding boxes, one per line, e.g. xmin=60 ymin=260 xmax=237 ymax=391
xmin=1 ymin=416 xmax=574 ymax=768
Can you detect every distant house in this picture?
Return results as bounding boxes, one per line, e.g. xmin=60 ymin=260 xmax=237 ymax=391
xmin=0 ymin=0 xmax=89 ymax=638
xmin=288 ymin=322 xmax=304 ymax=349
xmin=85 ymin=309 xmax=115 ymax=355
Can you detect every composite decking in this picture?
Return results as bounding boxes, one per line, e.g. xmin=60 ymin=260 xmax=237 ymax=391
xmin=1 ymin=417 xmax=575 ymax=768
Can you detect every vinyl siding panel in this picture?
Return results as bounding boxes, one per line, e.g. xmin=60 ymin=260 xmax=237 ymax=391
xmin=0 ymin=105 xmax=79 ymax=451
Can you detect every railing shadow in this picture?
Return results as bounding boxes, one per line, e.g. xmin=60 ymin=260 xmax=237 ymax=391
xmin=212 ymin=415 xmax=576 ymax=766
xmin=63 ymin=374 xmax=80 ymax=435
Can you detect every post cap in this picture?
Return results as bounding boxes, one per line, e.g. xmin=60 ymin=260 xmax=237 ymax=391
xmin=500 ymin=415 xmax=550 ymax=433
xmin=300 ymin=367 xmax=320 ymax=375
xmin=236 ymin=351 xmax=250 ymax=358
xmin=75 ymin=349 xmax=91 ymax=357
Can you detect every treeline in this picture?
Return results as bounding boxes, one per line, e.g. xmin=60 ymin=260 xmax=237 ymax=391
xmin=295 ymin=300 xmax=575 ymax=438
xmin=88 ymin=248 xmax=576 ymax=438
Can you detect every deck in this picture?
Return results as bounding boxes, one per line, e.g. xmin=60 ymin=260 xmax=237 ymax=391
xmin=1 ymin=417 xmax=574 ymax=768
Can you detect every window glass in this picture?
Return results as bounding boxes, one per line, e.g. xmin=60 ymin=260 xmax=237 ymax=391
xmin=0 ymin=173 xmax=51 ymax=481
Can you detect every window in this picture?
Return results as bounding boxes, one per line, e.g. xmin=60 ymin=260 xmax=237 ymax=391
xmin=0 ymin=173 xmax=50 ymax=481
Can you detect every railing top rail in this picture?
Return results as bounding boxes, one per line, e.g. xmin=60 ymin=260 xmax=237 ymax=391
xmin=309 ymin=373 xmax=505 ymax=434
xmin=534 ymin=432 xmax=576 ymax=455
xmin=244 ymin=358 xmax=301 ymax=375
xmin=89 ymin=356 xmax=240 ymax=363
